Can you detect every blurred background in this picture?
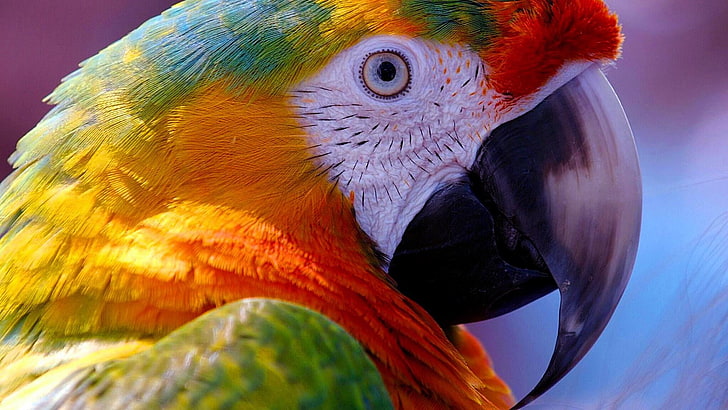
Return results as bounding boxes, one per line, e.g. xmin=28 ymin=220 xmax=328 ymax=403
xmin=1 ymin=1 xmax=726 ymax=407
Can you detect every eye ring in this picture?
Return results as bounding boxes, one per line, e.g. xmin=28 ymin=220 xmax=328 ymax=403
xmin=359 ymin=50 xmax=411 ymax=100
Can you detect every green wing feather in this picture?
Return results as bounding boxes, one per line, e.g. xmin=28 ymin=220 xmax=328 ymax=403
xmin=24 ymin=298 xmax=392 ymax=409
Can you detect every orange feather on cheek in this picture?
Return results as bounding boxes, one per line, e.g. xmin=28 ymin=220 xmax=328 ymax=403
xmin=165 ymin=86 xmax=320 ymax=216
xmin=74 ymin=82 xmax=385 ymax=324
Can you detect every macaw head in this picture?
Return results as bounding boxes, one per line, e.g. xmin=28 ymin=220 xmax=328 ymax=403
xmin=4 ymin=0 xmax=640 ymax=406
xmin=287 ymin=2 xmax=642 ymax=405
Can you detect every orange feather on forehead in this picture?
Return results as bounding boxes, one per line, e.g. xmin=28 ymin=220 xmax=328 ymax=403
xmin=484 ymin=0 xmax=622 ymax=96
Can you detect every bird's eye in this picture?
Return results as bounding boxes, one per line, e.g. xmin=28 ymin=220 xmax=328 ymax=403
xmin=360 ymin=50 xmax=411 ymax=99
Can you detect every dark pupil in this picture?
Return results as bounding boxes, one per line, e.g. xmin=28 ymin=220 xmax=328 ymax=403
xmin=377 ymin=61 xmax=397 ymax=82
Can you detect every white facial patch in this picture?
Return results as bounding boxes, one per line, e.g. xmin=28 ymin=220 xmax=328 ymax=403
xmin=291 ymin=35 xmax=590 ymax=263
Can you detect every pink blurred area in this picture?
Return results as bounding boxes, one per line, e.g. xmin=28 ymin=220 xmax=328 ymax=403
xmin=0 ymin=1 xmax=726 ymax=407
xmin=0 ymin=1 xmax=176 ymax=176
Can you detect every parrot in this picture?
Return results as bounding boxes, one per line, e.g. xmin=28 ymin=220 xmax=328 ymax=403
xmin=0 ymin=0 xmax=642 ymax=408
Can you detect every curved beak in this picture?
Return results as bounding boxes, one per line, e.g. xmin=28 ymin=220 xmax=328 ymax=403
xmin=389 ymin=65 xmax=642 ymax=406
